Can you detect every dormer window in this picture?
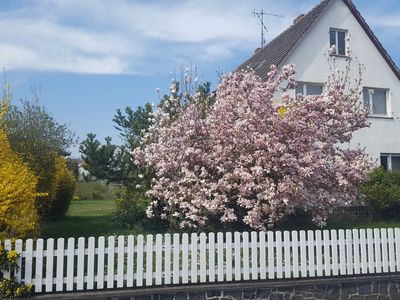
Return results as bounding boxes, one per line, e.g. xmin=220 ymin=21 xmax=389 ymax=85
xmin=329 ymin=28 xmax=347 ymax=56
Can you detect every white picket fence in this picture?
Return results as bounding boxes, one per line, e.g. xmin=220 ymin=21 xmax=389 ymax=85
xmin=1 ymin=228 xmax=400 ymax=294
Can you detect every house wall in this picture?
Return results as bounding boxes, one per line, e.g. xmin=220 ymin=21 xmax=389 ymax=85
xmin=281 ymin=0 xmax=400 ymax=162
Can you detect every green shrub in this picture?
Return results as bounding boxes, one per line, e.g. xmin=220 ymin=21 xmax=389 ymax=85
xmin=74 ymin=181 xmax=117 ymax=200
xmin=360 ymin=167 xmax=400 ymax=218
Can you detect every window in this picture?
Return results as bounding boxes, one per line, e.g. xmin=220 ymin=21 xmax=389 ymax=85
xmin=363 ymin=87 xmax=388 ymax=115
xmin=329 ymin=28 xmax=347 ymax=56
xmin=296 ymin=82 xmax=323 ymax=96
xmin=380 ymin=154 xmax=400 ymax=171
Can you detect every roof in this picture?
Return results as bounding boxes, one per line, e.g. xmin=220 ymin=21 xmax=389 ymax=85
xmin=238 ymin=0 xmax=400 ymax=81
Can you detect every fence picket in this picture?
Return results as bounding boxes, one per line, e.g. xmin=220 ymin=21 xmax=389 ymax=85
xmin=136 ymin=235 xmax=144 ymax=287
xmin=395 ymin=228 xmax=400 ymax=271
xmin=24 ymin=239 xmax=33 ymax=285
xmin=45 ymin=238 xmax=54 ymax=292
xmin=338 ymin=230 xmax=346 ymax=275
xmin=199 ymin=233 xmax=207 ymax=283
xmin=126 ymin=235 xmax=135 ymax=287
xmin=226 ymin=232 xmax=233 ymax=281
xmin=155 ymin=234 xmax=163 ymax=285
xmin=268 ymin=231 xmax=275 ymax=279
xmin=259 ymin=232 xmax=267 ymax=279
xmin=315 ymin=230 xmax=323 ymax=276
xmin=234 ymin=232 xmax=241 ymax=281
xmin=276 ymin=231 xmax=283 ymax=279
xmin=387 ymin=228 xmax=395 ymax=272
xmin=291 ymin=231 xmax=299 ymax=278
xmin=164 ymin=234 xmax=171 ymax=285
xmin=331 ymin=230 xmax=338 ymax=276
xmin=77 ymin=237 xmax=85 ymax=290
xmin=117 ymin=236 xmax=125 ymax=288
xmin=3 ymin=240 xmax=11 ymax=279
xmin=367 ymin=229 xmax=375 ymax=273
xmin=107 ymin=236 xmax=115 ymax=288
xmin=283 ymin=231 xmax=291 ymax=278
xmin=251 ymin=231 xmax=258 ymax=280
xmin=55 ymin=238 xmax=64 ymax=291
xmin=181 ymin=233 xmax=189 ymax=284
xmin=307 ymin=231 xmax=315 ymax=277
xmin=299 ymin=231 xmax=307 ymax=277
xmin=374 ymin=229 xmax=382 ymax=273
xmin=66 ymin=238 xmax=74 ymax=291
xmin=352 ymin=229 xmax=360 ymax=274
xmin=191 ymin=233 xmax=198 ymax=283
xmin=345 ymin=230 xmax=353 ymax=275
xmin=242 ymin=232 xmax=250 ymax=280
xmin=323 ymin=230 xmax=330 ymax=276
xmin=172 ymin=233 xmax=180 ymax=284
xmin=217 ymin=232 xmax=224 ymax=282
xmin=381 ymin=229 xmax=388 ymax=273
xmin=96 ymin=236 xmax=105 ymax=289
xmin=359 ymin=229 xmax=368 ymax=274
xmin=35 ymin=239 xmax=44 ymax=292
xmin=145 ymin=234 xmax=153 ymax=286
xmin=87 ymin=237 xmax=95 ymax=290
xmin=15 ymin=239 xmax=23 ymax=282
xmin=208 ymin=232 xmax=215 ymax=282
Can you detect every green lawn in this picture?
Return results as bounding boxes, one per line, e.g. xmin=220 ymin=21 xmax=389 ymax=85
xmin=41 ymin=199 xmax=127 ymax=239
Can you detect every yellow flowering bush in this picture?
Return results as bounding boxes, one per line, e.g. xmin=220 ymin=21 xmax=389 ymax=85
xmin=0 ymin=92 xmax=39 ymax=239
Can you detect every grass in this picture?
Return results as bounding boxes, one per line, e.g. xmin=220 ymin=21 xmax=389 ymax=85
xmin=41 ymin=199 xmax=127 ymax=239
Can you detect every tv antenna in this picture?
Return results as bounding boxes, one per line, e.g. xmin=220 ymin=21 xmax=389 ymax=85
xmin=253 ymin=9 xmax=284 ymax=49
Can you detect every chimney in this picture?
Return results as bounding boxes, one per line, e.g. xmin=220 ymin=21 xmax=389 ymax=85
xmin=293 ymin=14 xmax=305 ymax=24
xmin=254 ymin=47 xmax=262 ymax=54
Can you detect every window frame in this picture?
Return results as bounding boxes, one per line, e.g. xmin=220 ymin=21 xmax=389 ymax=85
xmin=363 ymin=87 xmax=389 ymax=117
xmin=296 ymin=82 xmax=324 ymax=96
xmin=329 ymin=28 xmax=348 ymax=56
xmin=380 ymin=153 xmax=400 ymax=171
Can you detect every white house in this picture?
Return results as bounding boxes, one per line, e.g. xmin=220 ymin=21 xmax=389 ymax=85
xmin=239 ymin=0 xmax=400 ymax=170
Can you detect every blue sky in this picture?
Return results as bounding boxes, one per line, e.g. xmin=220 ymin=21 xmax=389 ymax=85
xmin=1 ymin=0 xmax=399 ymax=157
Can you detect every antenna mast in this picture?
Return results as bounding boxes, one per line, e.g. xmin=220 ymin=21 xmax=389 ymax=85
xmin=252 ymin=9 xmax=284 ymax=49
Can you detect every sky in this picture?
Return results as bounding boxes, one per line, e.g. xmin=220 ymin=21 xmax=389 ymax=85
xmin=1 ymin=0 xmax=399 ymax=157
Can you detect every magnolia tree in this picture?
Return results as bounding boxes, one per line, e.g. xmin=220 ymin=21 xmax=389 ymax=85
xmin=134 ymin=61 xmax=372 ymax=230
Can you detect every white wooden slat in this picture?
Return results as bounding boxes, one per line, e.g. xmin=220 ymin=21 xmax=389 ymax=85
xmin=381 ymin=229 xmax=388 ymax=273
xmin=217 ymin=232 xmax=224 ymax=282
xmin=107 ymin=236 xmax=115 ymax=289
xmin=117 ymin=236 xmax=125 ymax=288
xmin=323 ymin=230 xmax=331 ymax=276
xmin=299 ymin=231 xmax=307 ymax=277
xmin=87 ymin=237 xmax=95 ymax=290
xmin=352 ymin=229 xmax=360 ymax=275
xmin=181 ymin=233 xmax=189 ymax=284
xmin=226 ymin=232 xmax=233 ymax=281
xmin=395 ymin=228 xmax=400 ymax=272
xmin=191 ymin=233 xmax=198 ymax=283
xmin=374 ymin=228 xmax=382 ymax=273
xmin=15 ymin=239 xmax=23 ymax=282
xmin=367 ymin=229 xmax=375 ymax=273
xmin=259 ymin=232 xmax=267 ymax=280
xmin=315 ymin=230 xmax=323 ymax=277
xmin=126 ymin=235 xmax=135 ymax=287
xmin=172 ymin=233 xmax=180 ymax=284
xmin=359 ymin=229 xmax=368 ymax=274
xmin=345 ymin=230 xmax=353 ymax=275
xmin=331 ymin=230 xmax=338 ymax=276
xmin=96 ymin=236 xmax=105 ymax=289
xmin=77 ymin=237 xmax=85 ymax=290
xmin=291 ymin=231 xmax=299 ymax=278
xmin=338 ymin=230 xmax=346 ymax=275
xmin=276 ymin=231 xmax=283 ymax=279
xmin=3 ymin=240 xmax=11 ymax=279
xmin=199 ymin=233 xmax=207 ymax=283
xmin=45 ymin=238 xmax=54 ymax=292
xmin=208 ymin=232 xmax=215 ymax=282
xmin=251 ymin=231 xmax=258 ymax=280
xmin=242 ymin=232 xmax=250 ymax=280
xmin=55 ymin=238 xmax=64 ymax=292
xmin=136 ymin=235 xmax=144 ymax=287
xmin=145 ymin=234 xmax=153 ymax=286
xmin=387 ymin=228 xmax=396 ymax=272
xmin=267 ymin=231 xmax=275 ymax=279
xmin=155 ymin=234 xmax=163 ymax=285
xmin=24 ymin=239 xmax=33 ymax=285
xmin=283 ymin=231 xmax=291 ymax=278
xmin=307 ymin=230 xmax=315 ymax=277
xmin=164 ymin=234 xmax=171 ymax=285
xmin=35 ymin=239 xmax=44 ymax=292
xmin=65 ymin=238 xmax=74 ymax=291
xmin=234 ymin=232 xmax=241 ymax=281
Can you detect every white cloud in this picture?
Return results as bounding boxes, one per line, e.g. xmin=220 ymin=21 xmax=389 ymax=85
xmin=0 ymin=0 xmax=318 ymax=74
